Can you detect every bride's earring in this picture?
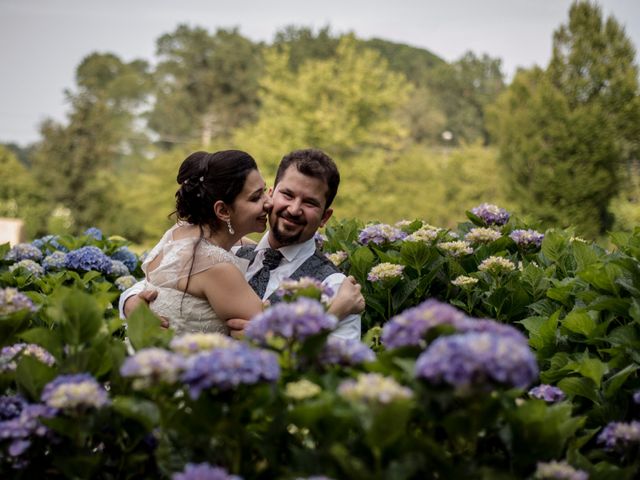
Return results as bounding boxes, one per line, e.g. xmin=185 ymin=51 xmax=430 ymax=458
xmin=226 ymin=219 xmax=235 ymax=235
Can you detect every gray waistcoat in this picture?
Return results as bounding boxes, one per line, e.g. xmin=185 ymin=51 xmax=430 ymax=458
xmin=236 ymin=244 xmax=340 ymax=303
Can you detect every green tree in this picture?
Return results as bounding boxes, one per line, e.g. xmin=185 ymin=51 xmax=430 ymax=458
xmin=149 ymin=25 xmax=263 ymax=147
xmin=0 ymin=146 xmax=50 ymax=238
xmin=235 ymin=35 xmax=411 ymax=173
xmin=428 ymin=51 xmax=505 ymax=145
xmin=272 ymin=25 xmax=340 ymax=71
xmin=488 ymin=1 xmax=639 ymax=238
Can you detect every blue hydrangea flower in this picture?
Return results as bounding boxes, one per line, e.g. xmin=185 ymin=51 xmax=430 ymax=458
xmin=0 ymin=288 xmax=37 ymax=316
xmin=114 ymin=275 xmax=137 ymax=292
xmin=42 ymin=251 xmax=67 ymax=271
xmin=597 ymin=420 xmax=640 ymax=452
xmin=470 ymin=203 xmax=510 ymax=226
xmin=83 ymin=227 xmax=103 ymax=240
xmin=528 ymin=384 xmax=566 ymax=403
xmin=381 ymin=299 xmax=469 ymax=349
xmin=32 ymin=234 xmax=68 ymax=254
xmin=172 ymin=463 xmax=242 ymax=480
xmin=41 ymin=373 xmax=109 ymax=410
xmin=414 ymin=331 xmax=539 ymax=391
xmin=65 ymin=246 xmax=112 ymax=274
xmin=246 ymin=298 xmax=338 ymax=344
xmin=458 ymin=317 xmax=529 ymax=345
xmin=120 ymin=348 xmax=184 ymax=390
xmin=1 ymin=343 xmax=55 ymax=373
xmin=0 ymin=395 xmax=27 ymax=421
xmin=111 ymin=246 xmax=138 ymax=272
xmin=5 ymin=243 xmax=43 ymax=262
xmin=358 ymin=223 xmax=407 ymax=245
xmin=318 ymin=337 xmax=376 ymax=367
xmin=533 ymin=461 xmax=588 ymax=480
xmin=9 ymin=259 xmax=45 ymax=277
xmin=109 ymin=259 xmax=130 ymax=277
xmin=0 ymin=399 xmax=56 ymax=465
xmin=180 ymin=343 xmax=280 ymax=399
xmin=510 ymin=229 xmax=544 ymax=249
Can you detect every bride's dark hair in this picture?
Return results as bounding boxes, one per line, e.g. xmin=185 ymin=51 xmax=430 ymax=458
xmin=172 ymin=150 xmax=258 ymax=306
xmin=174 ymin=150 xmax=258 ymax=232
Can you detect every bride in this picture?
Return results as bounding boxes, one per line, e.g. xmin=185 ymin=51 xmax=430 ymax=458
xmin=140 ymin=150 xmax=361 ymax=335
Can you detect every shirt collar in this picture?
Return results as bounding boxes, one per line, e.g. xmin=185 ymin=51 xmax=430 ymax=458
xmin=255 ymin=232 xmax=316 ymax=263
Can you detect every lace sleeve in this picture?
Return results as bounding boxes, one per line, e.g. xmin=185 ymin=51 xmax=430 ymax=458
xmin=147 ymin=237 xmax=246 ymax=289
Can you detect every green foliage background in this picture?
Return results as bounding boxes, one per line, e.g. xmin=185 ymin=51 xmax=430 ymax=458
xmin=2 ymin=1 xmax=639 ymax=247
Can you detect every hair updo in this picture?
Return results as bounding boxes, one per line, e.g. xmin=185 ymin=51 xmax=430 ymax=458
xmin=174 ymin=150 xmax=258 ymax=233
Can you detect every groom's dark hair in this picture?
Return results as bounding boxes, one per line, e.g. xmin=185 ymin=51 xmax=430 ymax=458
xmin=274 ymin=149 xmax=340 ymax=210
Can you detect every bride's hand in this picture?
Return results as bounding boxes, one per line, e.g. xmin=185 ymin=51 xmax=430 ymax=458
xmin=329 ymin=276 xmax=365 ymax=319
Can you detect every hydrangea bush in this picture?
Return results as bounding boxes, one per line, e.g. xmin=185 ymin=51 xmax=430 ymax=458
xmin=0 ymin=210 xmax=639 ymax=478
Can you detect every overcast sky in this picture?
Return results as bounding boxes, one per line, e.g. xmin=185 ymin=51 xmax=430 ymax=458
xmin=1 ymin=0 xmax=638 ymax=145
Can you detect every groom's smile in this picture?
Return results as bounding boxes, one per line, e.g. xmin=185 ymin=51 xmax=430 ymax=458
xmin=268 ymin=166 xmax=333 ymax=248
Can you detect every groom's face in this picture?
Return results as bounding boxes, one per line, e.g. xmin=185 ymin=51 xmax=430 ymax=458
xmin=268 ymin=165 xmax=333 ymax=247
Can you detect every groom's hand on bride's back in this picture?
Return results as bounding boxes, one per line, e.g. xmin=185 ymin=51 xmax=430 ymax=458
xmin=124 ymin=290 xmax=169 ymax=328
xmin=226 ymin=318 xmax=249 ymax=339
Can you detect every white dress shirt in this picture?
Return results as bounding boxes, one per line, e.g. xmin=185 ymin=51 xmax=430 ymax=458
xmin=119 ymin=232 xmax=361 ymax=340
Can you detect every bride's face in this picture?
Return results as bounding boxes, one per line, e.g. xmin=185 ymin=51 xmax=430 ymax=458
xmin=228 ymin=169 xmax=271 ymax=236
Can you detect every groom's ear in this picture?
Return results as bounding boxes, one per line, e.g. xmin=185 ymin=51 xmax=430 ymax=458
xmin=213 ymin=200 xmax=231 ymax=222
xmin=319 ymin=208 xmax=333 ymax=228
xmin=268 ymin=186 xmax=274 ymax=197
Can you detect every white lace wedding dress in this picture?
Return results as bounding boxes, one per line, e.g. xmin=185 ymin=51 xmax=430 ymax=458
xmin=142 ymin=224 xmax=249 ymax=335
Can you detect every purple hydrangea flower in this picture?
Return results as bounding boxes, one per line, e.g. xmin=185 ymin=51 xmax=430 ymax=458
xmin=510 ymin=229 xmax=544 ymax=249
xmin=0 ymin=343 xmax=55 ymax=373
xmin=358 ymin=223 xmax=407 ymax=245
xmin=109 ymin=259 xmax=130 ymax=277
xmin=296 ymin=477 xmax=335 ymax=480
xmin=180 ymin=343 xmax=280 ymax=399
xmin=414 ymin=331 xmax=539 ymax=391
xmin=381 ymin=299 xmax=469 ymax=349
xmin=0 ymin=399 xmax=56 ymax=466
xmin=314 ymin=232 xmax=327 ymax=249
xmin=9 ymin=259 xmax=45 ymax=277
xmin=458 ymin=317 xmax=529 ymax=345
xmin=42 ymin=251 xmax=67 ymax=271
xmin=5 ymin=243 xmax=43 ymax=262
xmin=470 ymin=203 xmax=510 ymax=226
xmin=597 ymin=421 xmax=640 ymax=452
xmin=64 ymin=246 xmax=112 ymax=274
xmin=172 ymin=463 xmax=242 ymax=480
xmin=528 ymin=384 xmax=566 ymax=403
xmin=120 ymin=348 xmax=184 ymax=389
xmin=83 ymin=227 xmax=103 ymax=240
xmin=275 ymin=277 xmax=334 ymax=302
xmin=32 ymin=234 xmax=68 ymax=254
xmin=0 ymin=288 xmax=37 ymax=316
xmin=246 ymin=298 xmax=338 ymax=343
xmin=318 ymin=337 xmax=376 ymax=367
xmin=41 ymin=373 xmax=109 ymax=410
xmin=0 ymin=395 xmax=27 ymax=421
xmin=634 ymin=390 xmax=640 ymax=404
xmin=111 ymin=246 xmax=138 ymax=272
xmin=533 ymin=460 xmax=588 ymax=480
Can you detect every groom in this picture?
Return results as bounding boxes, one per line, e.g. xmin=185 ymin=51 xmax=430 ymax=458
xmin=119 ymin=148 xmax=361 ymax=340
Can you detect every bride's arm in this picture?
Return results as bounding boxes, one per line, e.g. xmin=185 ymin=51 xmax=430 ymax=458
xmin=191 ymin=263 xmax=263 ymax=323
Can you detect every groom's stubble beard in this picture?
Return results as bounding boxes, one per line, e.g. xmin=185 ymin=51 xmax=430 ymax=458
xmin=269 ymin=209 xmax=306 ymax=246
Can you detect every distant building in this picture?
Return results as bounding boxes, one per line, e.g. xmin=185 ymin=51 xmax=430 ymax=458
xmin=0 ymin=218 xmax=25 ymax=246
